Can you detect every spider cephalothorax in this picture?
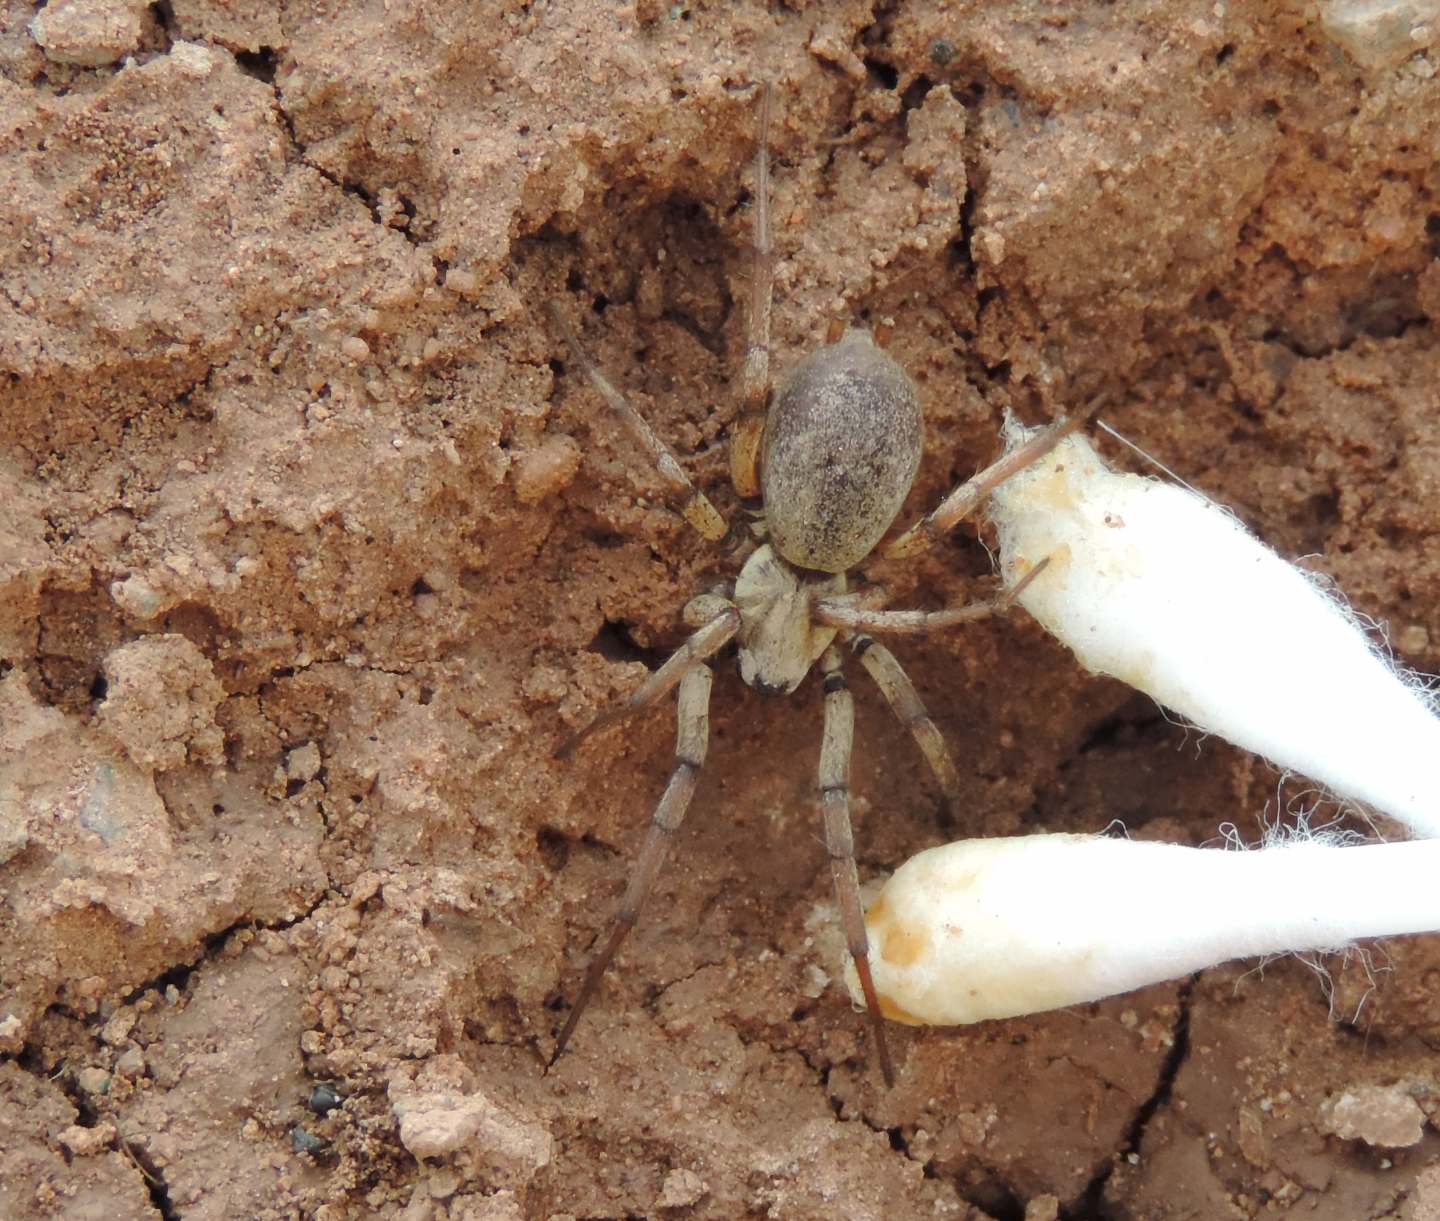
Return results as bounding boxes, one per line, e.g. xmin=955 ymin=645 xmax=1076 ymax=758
xmin=546 ymin=83 xmax=1093 ymax=1087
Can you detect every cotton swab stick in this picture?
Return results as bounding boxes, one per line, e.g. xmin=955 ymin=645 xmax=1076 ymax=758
xmin=986 ymin=424 xmax=1440 ymax=839
xmin=843 ymin=834 xmax=1440 ymax=1026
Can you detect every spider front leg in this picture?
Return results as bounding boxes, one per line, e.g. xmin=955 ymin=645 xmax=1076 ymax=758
xmin=729 ymin=81 xmax=774 ymax=500
xmin=549 ymin=662 xmax=716 ymax=1070
xmin=883 ymin=395 xmax=1109 ymax=560
xmin=546 ymin=302 xmax=729 ymax=544
xmin=812 ymin=558 xmax=1050 ymax=635
xmin=817 ymin=644 xmax=896 ymax=1088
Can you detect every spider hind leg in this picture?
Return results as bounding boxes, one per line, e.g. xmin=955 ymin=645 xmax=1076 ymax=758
xmin=549 ymin=663 xmax=716 ymax=1069
xmin=817 ymin=644 xmax=896 ymax=1087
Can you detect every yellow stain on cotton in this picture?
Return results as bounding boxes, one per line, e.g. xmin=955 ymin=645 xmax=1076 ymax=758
xmin=1010 ymin=542 xmax=1072 ymax=592
xmin=877 ymin=993 xmax=926 ymax=1025
xmin=1026 ymin=460 xmax=1085 ymax=513
xmin=863 ymin=892 xmax=932 ymax=1025
xmin=881 ymin=921 xmax=930 ymax=968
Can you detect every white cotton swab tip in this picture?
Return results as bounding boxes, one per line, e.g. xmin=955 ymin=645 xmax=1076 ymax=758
xmin=843 ymin=834 xmax=1440 ymax=1026
xmin=987 ymin=426 xmax=1440 ymax=839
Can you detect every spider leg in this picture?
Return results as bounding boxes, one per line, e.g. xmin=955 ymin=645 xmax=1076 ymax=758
xmin=811 ymin=558 xmax=1049 ymax=634
xmin=883 ymin=394 xmax=1108 ymax=560
xmin=549 ymin=663 xmax=715 ymax=1070
xmin=730 ymin=81 xmax=774 ymax=500
xmin=555 ymin=602 xmax=738 ymax=759
xmin=546 ymin=302 xmax=729 ymax=543
xmin=845 ymin=632 xmax=961 ymax=818
xmin=817 ymin=644 xmax=896 ymax=1088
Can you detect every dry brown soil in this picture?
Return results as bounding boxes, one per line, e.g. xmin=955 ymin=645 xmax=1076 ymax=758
xmin=5 ymin=1 xmax=1440 ymax=1218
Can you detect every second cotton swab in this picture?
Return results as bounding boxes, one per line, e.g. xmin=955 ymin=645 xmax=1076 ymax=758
xmin=845 ymin=833 xmax=1440 ymax=1026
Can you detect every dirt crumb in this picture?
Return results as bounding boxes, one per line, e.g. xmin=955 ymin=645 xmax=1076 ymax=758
xmin=512 ymin=436 xmax=583 ymax=505
xmin=1024 ymin=1195 xmax=1060 ymax=1221
xmin=658 ymin=1166 xmax=710 ymax=1209
xmin=29 ymin=0 xmax=146 ymax=67
xmin=1318 ymin=1083 xmax=1428 ymax=1148
xmin=96 ymin=633 xmax=226 ymax=771
xmin=57 ymin=1121 xmax=118 ymax=1157
xmin=1318 ymin=0 xmax=1440 ymax=70
xmin=389 ymin=1057 xmax=552 ymax=1182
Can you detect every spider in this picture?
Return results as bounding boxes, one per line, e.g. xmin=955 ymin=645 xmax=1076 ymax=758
xmin=545 ymin=82 xmax=1099 ymax=1087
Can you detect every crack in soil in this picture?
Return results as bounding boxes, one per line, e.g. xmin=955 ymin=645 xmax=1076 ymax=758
xmin=5 ymin=888 xmax=336 ymax=1218
xmin=751 ymin=978 xmax=1196 ymax=1220
xmin=252 ymin=63 xmax=442 ymax=272
xmin=1068 ymin=977 xmax=1196 ymax=1219
xmin=11 ymin=1041 xmax=175 ymax=1218
xmin=123 ymin=1132 xmax=180 ymax=1221
xmin=123 ymin=895 xmax=334 ymax=1011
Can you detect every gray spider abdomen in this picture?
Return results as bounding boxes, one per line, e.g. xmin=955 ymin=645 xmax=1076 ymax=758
xmin=761 ymin=330 xmax=923 ymax=573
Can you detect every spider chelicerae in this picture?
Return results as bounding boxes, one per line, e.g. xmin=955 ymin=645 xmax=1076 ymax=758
xmin=546 ymin=82 xmax=1097 ymax=1087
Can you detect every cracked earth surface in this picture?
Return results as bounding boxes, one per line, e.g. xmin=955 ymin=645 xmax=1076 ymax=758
xmin=5 ymin=0 xmax=1440 ymax=1217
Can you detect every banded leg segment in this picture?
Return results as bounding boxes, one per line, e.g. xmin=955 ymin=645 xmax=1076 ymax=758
xmin=817 ymin=645 xmax=896 ymax=1088
xmin=729 ymin=81 xmax=775 ymax=499
xmin=556 ymin=604 xmax=739 ymax=759
xmin=848 ymin=634 xmax=961 ymax=818
xmin=547 ymin=302 xmax=729 ymax=542
xmin=549 ymin=664 xmax=715 ymax=1068
xmin=883 ymin=396 xmax=1108 ymax=560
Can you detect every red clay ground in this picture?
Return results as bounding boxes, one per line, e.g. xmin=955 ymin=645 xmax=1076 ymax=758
xmin=4 ymin=1 xmax=1440 ymax=1217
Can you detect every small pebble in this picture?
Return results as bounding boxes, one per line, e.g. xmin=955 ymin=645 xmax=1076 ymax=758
xmin=444 ymin=269 xmax=477 ymax=295
xmin=290 ymin=1125 xmax=327 ymax=1155
xmin=1319 ymin=1084 xmax=1426 ymax=1147
xmin=114 ymin=1045 xmax=146 ymax=1077
xmin=308 ymin=1082 xmax=343 ymax=1115
xmin=513 ymin=436 xmax=582 ymax=504
xmin=1319 ymin=0 xmax=1440 ymax=70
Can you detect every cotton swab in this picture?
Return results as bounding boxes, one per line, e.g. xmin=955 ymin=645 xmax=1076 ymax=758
xmin=986 ymin=424 xmax=1440 ymax=839
xmin=843 ymin=834 xmax=1440 ymax=1026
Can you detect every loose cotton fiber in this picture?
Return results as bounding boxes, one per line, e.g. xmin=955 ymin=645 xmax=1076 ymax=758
xmin=988 ymin=424 xmax=1440 ymax=839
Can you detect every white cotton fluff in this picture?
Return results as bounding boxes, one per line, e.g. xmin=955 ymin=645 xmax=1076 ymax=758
xmin=987 ymin=424 xmax=1440 ymax=839
xmin=843 ymin=833 xmax=1440 ymax=1026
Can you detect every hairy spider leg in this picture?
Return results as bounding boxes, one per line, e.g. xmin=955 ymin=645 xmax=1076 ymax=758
xmin=546 ymin=301 xmax=729 ymax=543
xmin=883 ymin=395 xmax=1110 ymax=560
xmin=845 ymin=633 xmax=962 ymax=818
xmin=804 ymin=560 xmax=1046 ymax=817
xmin=817 ymin=644 xmax=896 ymax=1087
xmin=549 ymin=664 xmax=716 ymax=1070
xmin=730 ymin=81 xmax=774 ymax=499
xmin=555 ymin=604 xmax=739 ymax=760
xmin=811 ymin=557 xmax=1050 ymax=634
